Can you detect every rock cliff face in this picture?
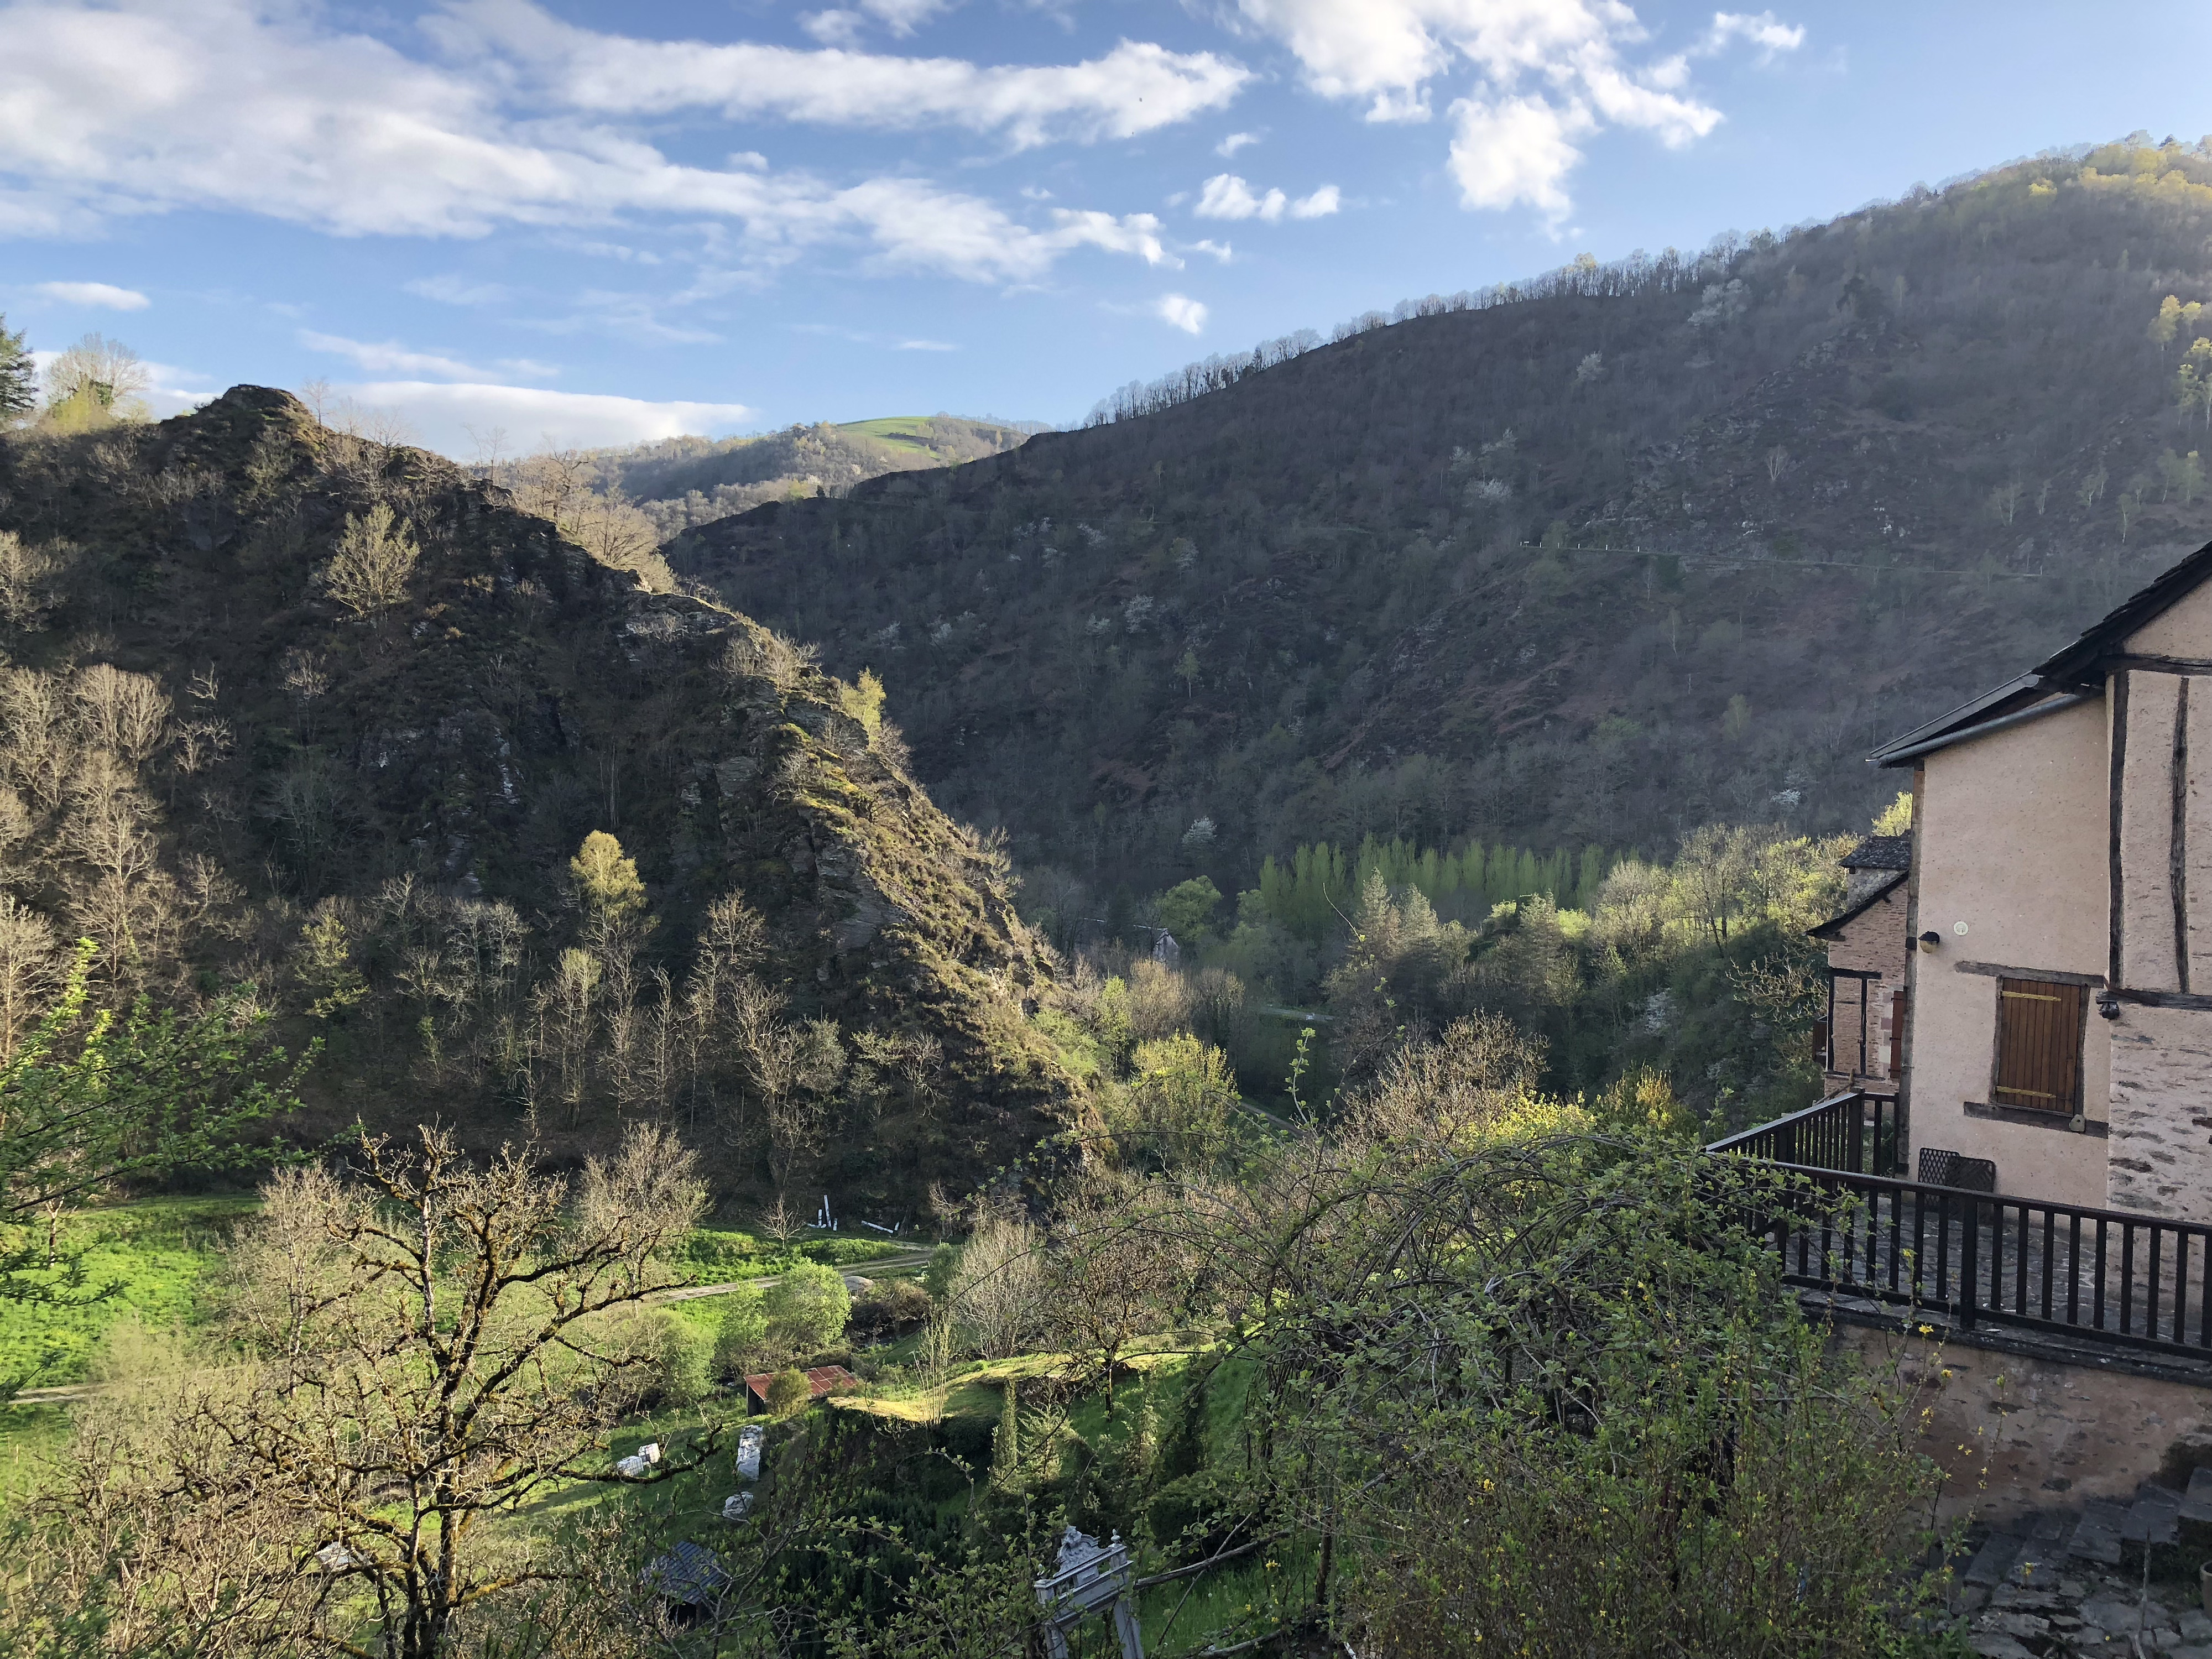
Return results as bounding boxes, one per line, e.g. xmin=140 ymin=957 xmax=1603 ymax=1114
xmin=0 ymin=387 xmax=1067 ymax=1211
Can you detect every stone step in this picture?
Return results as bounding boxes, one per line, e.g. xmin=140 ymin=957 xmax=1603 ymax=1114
xmin=2067 ymin=1500 xmax=2129 ymax=1566
xmin=2123 ymin=1482 xmax=2183 ymax=1545
xmin=1963 ymin=1532 xmax=2022 ymax=1587
xmin=2182 ymin=1465 xmax=2212 ymax=1524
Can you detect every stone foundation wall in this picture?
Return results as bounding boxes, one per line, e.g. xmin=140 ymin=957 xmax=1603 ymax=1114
xmin=1831 ymin=1322 xmax=2212 ymax=1527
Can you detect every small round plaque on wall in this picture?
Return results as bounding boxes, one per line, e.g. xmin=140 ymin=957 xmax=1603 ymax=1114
xmin=1953 ymin=921 xmax=1969 ymax=935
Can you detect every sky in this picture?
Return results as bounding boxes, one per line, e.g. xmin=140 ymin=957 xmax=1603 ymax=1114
xmin=3 ymin=1 xmax=2210 ymax=458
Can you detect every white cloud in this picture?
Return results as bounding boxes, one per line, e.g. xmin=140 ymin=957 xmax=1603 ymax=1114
xmin=895 ymin=338 xmax=957 ymax=351
xmin=0 ymin=0 xmax=1199 ymax=284
xmin=1216 ymin=130 xmax=1260 ymax=156
xmin=34 ymin=279 xmax=148 ymax=309
xmin=1233 ymin=0 xmax=1750 ymax=221
xmin=1194 ymin=174 xmax=1338 ymax=223
xmin=405 ymin=274 xmax=511 ymax=306
xmin=1448 ymin=95 xmax=1588 ymax=219
xmin=339 ymin=380 xmax=756 ymax=460
xmin=435 ymin=1 xmax=1249 ymax=150
xmin=1193 ymin=238 xmax=1235 ymax=262
xmin=1197 ymin=174 xmax=1282 ymax=221
xmin=1154 ymin=293 xmax=1207 ymax=334
xmin=1702 ymin=11 xmax=1805 ymax=61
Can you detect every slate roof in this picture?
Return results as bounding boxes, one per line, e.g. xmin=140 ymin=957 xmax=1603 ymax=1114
xmin=644 ymin=1541 xmax=731 ymax=1607
xmin=2032 ymin=535 xmax=2212 ymax=690
xmin=1840 ymin=834 xmax=1912 ymax=872
xmin=1867 ymin=536 xmax=2212 ymax=765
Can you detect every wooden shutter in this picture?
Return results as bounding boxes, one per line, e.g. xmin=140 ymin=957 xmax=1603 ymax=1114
xmin=1887 ymin=987 xmax=1907 ymax=1081
xmin=1992 ymin=979 xmax=2084 ymax=1112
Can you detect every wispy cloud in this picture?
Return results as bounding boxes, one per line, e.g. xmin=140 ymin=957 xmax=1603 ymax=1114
xmin=0 ymin=0 xmax=1210 ymax=286
xmin=1700 ymin=11 xmax=1806 ymax=62
xmin=34 ymin=280 xmax=148 ymax=309
xmin=1216 ymin=130 xmax=1260 ymax=156
xmin=301 ymin=331 xmax=488 ymax=381
xmin=336 ymin=380 xmax=758 ymax=459
xmin=434 ymin=1 xmax=1249 ymax=149
xmin=895 ymin=338 xmax=957 ymax=351
xmin=1194 ymin=174 xmax=1339 ymax=222
xmin=405 ymin=274 xmax=512 ymax=306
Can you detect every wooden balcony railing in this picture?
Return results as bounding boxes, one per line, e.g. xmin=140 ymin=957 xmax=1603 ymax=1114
xmin=1712 ymin=1091 xmax=2212 ymax=1362
xmin=1707 ymin=1089 xmax=1905 ymax=1177
xmin=1756 ymin=1165 xmax=2212 ymax=1360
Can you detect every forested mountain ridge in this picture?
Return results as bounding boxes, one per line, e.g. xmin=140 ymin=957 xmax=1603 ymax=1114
xmin=671 ymin=139 xmax=2212 ymax=917
xmin=0 ymin=388 xmax=1068 ymax=1213
xmin=574 ymin=415 xmax=1036 ymax=541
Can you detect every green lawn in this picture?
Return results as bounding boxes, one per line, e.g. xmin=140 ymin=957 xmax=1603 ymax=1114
xmin=0 ymin=1196 xmax=255 ymax=1393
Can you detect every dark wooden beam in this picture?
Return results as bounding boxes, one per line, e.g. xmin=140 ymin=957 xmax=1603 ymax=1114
xmin=1951 ymin=961 xmax=2105 ymax=986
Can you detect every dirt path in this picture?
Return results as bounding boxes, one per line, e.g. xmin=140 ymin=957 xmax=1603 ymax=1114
xmin=654 ymin=1248 xmax=936 ymax=1303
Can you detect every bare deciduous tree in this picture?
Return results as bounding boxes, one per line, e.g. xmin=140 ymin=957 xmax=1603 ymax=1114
xmin=0 ymin=893 xmax=58 ymax=1060
xmin=948 ymin=1209 xmax=1047 ymax=1360
xmin=73 ymin=662 xmax=171 ymax=764
xmin=0 ymin=530 xmax=55 ymax=632
xmin=323 ymin=502 xmax=420 ymax=617
xmin=65 ymin=1124 xmax=714 ymax=1659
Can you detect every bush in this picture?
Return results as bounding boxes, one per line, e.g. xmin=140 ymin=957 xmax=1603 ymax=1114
xmin=1104 ymin=1033 xmax=1239 ymax=1173
xmin=655 ymin=1311 xmax=713 ymax=1407
xmin=765 ymin=1261 xmax=851 ymax=1356
xmin=920 ymin=1243 xmax=957 ymax=1304
xmin=764 ymin=1369 xmax=812 ymax=1420
xmin=848 ymin=1278 xmax=932 ymax=1342
xmin=712 ymin=1282 xmax=770 ymax=1381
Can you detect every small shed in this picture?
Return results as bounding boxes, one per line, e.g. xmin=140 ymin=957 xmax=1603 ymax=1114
xmin=743 ymin=1365 xmax=860 ymax=1413
xmin=643 ymin=1541 xmax=731 ymax=1621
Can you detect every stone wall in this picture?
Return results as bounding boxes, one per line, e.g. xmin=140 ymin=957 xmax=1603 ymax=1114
xmin=1832 ymin=1321 xmax=2212 ymax=1527
xmin=2107 ymin=1004 xmax=2212 ymax=1221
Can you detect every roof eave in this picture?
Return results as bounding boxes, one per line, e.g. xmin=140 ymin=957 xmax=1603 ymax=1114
xmin=1809 ymin=871 xmax=1908 ymax=941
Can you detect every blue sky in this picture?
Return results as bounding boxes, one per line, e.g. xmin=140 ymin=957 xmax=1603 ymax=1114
xmin=4 ymin=1 xmax=2209 ymax=456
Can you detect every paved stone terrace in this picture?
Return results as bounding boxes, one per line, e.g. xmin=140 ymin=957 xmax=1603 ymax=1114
xmin=1958 ymin=1472 xmax=2212 ymax=1656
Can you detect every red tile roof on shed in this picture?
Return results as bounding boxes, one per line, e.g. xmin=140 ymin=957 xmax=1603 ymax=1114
xmin=743 ymin=1365 xmax=860 ymax=1407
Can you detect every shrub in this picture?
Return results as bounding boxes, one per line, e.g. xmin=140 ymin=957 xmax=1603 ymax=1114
xmin=654 ymin=1311 xmax=713 ymax=1408
xmin=848 ymin=1278 xmax=932 ymax=1342
xmin=764 ymin=1261 xmax=851 ymax=1356
xmin=764 ymin=1369 xmax=812 ymax=1420
xmin=1104 ymin=1032 xmax=1239 ymax=1173
xmin=712 ymin=1282 xmax=770 ymax=1381
xmin=920 ymin=1243 xmax=958 ymax=1304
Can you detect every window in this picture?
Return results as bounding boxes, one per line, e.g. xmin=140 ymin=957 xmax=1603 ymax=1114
xmin=1992 ymin=978 xmax=2085 ymax=1113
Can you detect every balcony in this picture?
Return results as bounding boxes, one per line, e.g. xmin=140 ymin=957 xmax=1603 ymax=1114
xmin=1710 ymin=1090 xmax=2212 ymax=1375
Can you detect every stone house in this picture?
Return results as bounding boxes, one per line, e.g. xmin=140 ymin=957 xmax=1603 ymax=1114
xmin=1810 ymin=833 xmax=1911 ymax=1093
xmin=1871 ymin=539 xmax=2212 ymax=1217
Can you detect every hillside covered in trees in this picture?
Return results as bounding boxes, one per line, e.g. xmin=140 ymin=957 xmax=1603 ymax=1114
xmin=0 ymin=388 xmax=1070 ymax=1217
xmin=564 ymin=415 xmax=1037 ymax=541
xmin=672 ymin=138 xmax=2212 ymax=920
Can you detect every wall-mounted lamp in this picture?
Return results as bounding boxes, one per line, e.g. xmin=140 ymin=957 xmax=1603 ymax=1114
xmin=1917 ymin=930 xmax=1942 ymax=952
xmin=2098 ymin=993 xmax=2122 ymax=1021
